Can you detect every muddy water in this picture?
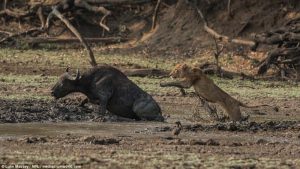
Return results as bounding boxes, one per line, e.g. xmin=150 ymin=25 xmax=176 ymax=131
xmin=0 ymin=122 xmax=168 ymax=139
xmin=1 ymin=121 xmax=298 ymax=145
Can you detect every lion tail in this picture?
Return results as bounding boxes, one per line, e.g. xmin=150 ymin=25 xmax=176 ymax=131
xmin=239 ymin=101 xmax=271 ymax=108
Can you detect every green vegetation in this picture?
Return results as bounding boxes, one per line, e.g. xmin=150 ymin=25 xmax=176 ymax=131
xmin=0 ymin=73 xmax=299 ymax=101
xmin=0 ymin=48 xmax=210 ymax=71
xmin=0 ymin=48 xmax=299 ymax=101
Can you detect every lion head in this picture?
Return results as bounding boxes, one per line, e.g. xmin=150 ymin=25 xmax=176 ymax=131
xmin=169 ymin=64 xmax=203 ymax=80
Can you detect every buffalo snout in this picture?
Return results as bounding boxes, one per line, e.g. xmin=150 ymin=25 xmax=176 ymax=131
xmin=50 ymin=90 xmax=59 ymax=99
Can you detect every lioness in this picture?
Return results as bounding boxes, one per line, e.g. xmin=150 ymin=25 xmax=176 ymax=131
xmin=160 ymin=64 xmax=269 ymax=121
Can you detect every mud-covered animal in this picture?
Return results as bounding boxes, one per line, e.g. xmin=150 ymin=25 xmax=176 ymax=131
xmin=160 ymin=64 xmax=270 ymax=121
xmin=51 ymin=66 xmax=164 ymax=121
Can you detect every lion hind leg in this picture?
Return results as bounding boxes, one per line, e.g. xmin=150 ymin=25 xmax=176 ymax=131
xmin=230 ymin=105 xmax=242 ymax=122
xmin=220 ymin=102 xmax=242 ymax=122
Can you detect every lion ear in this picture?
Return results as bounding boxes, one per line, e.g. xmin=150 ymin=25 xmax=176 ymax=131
xmin=192 ymin=68 xmax=202 ymax=79
xmin=191 ymin=68 xmax=200 ymax=75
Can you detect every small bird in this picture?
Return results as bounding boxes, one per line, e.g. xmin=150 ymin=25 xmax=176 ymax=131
xmin=172 ymin=121 xmax=182 ymax=136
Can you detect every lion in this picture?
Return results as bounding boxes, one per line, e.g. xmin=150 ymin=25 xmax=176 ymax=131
xmin=160 ymin=63 xmax=270 ymax=121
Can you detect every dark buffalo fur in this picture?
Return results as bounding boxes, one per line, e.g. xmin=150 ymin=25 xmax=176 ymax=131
xmin=51 ymin=66 xmax=164 ymax=121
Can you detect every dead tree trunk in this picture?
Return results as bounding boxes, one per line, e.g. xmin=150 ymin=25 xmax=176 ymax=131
xmin=48 ymin=6 xmax=97 ymax=67
xmin=212 ymin=37 xmax=224 ymax=76
xmin=152 ymin=0 xmax=161 ymax=30
xmin=227 ymin=0 xmax=233 ymax=17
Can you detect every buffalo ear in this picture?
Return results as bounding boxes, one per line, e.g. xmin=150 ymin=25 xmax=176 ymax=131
xmin=75 ymin=69 xmax=80 ymax=81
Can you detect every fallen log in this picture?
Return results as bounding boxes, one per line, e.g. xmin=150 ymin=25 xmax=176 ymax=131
xmin=0 ymin=8 xmax=32 ymax=18
xmin=203 ymin=25 xmax=257 ymax=49
xmin=0 ymin=27 xmax=44 ymax=44
xmin=24 ymin=37 xmax=128 ymax=44
xmin=0 ymin=30 xmax=13 ymax=36
xmin=253 ymin=32 xmax=300 ymax=45
xmin=123 ymin=68 xmax=168 ymax=77
xmin=257 ymin=47 xmax=300 ymax=75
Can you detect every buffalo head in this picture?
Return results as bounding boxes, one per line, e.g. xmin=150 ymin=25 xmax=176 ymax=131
xmin=51 ymin=68 xmax=81 ymax=99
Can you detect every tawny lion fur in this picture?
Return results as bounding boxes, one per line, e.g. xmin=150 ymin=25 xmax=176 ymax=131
xmin=163 ymin=64 xmax=269 ymax=121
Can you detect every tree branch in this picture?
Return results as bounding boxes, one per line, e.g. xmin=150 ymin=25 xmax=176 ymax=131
xmin=24 ymin=37 xmax=128 ymax=45
xmin=49 ymin=6 xmax=97 ymax=67
xmin=152 ymin=0 xmax=161 ymax=30
xmin=190 ymin=2 xmax=257 ymax=49
xmin=204 ymin=24 xmax=257 ymax=47
xmin=257 ymin=47 xmax=300 ymax=75
xmin=75 ymin=0 xmax=111 ymax=31
xmin=227 ymin=0 xmax=233 ymax=17
xmin=0 ymin=27 xmax=43 ymax=44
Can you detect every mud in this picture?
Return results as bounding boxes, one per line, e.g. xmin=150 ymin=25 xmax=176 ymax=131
xmin=1 ymin=121 xmax=300 ymax=168
xmin=0 ymin=99 xmax=95 ymax=123
xmin=149 ymin=121 xmax=300 ymax=133
xmin=2 ymin=95 xmax=300 ymax=168
xmin=0 ymin=98 xmax=138 ymax=123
